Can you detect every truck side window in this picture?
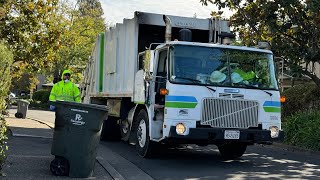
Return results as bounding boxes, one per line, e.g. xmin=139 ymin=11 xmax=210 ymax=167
xmin=155 ymin=50 xmax=167 ymax=105
xmin=157 ymin=51 xmax=167 ymax=76
xmin=138 ymin=54 xmax=144 ymax=70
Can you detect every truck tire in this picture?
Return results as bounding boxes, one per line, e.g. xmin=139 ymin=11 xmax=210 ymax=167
xmin=218 ymin=143 xmax=247 ymax=160
xmin=100 ymin=117 xmax=121 ymax=141
xmin=135 ymin=109 xmax=155 ymax=158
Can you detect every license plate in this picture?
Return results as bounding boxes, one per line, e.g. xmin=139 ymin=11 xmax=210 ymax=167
xmin=224 ymin=130 xmax=240 ymax=139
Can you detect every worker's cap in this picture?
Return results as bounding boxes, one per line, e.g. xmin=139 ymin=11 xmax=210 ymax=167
xmin=231 ymin=72 xmax=243 ymax=83
xmin=210 ymin=71 xmax=226 ymax=83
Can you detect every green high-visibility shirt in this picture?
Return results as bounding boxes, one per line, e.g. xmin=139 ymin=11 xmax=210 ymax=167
xmin=49 ymin=70 xmax=81 ymax=103
xmin=234 ymin=69 xmax=255 ymax=81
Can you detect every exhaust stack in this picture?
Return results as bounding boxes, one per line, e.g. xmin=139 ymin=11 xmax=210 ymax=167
xmin=163 ymin=15 xmax=172 ymax=43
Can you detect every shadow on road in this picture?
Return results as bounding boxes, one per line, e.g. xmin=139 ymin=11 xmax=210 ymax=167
xmin=102 ymin=141 xmax=320 ymax=180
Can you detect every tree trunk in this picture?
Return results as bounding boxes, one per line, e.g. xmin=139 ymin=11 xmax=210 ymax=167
xmin=302 ymin=70 xmax=320 ymax=88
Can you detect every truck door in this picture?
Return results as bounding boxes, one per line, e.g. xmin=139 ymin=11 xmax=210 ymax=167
xmin=155 ymin=50 xmax=168 ymax=105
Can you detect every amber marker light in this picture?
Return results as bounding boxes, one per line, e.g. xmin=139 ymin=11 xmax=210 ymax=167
xmin=160 ymin=88 xmax=169 ymax=95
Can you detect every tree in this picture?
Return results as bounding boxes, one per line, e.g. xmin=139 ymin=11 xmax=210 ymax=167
xmin=0 ymin=0 xmax=71 ymax=94
xmin=0 ymin=0 xmax=105 ymax=94
xmin=200 ymin=0 xmax=320 ymax=87
xmin=53 ymin=0 xmax=106 ymax=83
xmin=0 ymin=0 xmax=63 ymax=72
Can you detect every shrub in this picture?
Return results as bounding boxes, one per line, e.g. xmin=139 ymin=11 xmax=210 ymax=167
xmin=285 ymin=110 xmax=320 ymax=151
xmin=29 ymin=100 xmax=49 ymax=109
xmin=32 ymin=89 xmax=50 ymax=104
xmin=282 ymin=83 xmax=320 ymax=119
xmin=0 ymin=41 xmax=13 ymax=172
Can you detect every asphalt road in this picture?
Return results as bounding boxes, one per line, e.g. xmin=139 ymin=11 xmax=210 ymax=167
xmin=3 ymin=136 xmax=112 ymax=180
xmin=101 ymin=141 xmax=320 ymax=180
xmin=8 ymin=108 xmax=320 ymax=179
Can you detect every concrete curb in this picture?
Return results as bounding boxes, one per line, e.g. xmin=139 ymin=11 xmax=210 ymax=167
xmin=98 ymin=143 xmax=155 ymax=180
xmin=96 ymin=157 xmax=125 ymax=180
xmin=27 ymin=117 xmax=54 ymax=129
xmin=10 ymin=133 xmax=52 ymax=139
xmin=8 ymin=110 xmax=54 ymax=129
xmin=269 ymin=142 xmax=320 ymax=155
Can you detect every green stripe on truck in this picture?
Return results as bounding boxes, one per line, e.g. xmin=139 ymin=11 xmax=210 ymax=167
xmin=263 ymin=107 xmax=281 ymax=113
xmin=99 ymin=33 xmax=104 ymax=92
xmin=165 ymin=102 xmax=197 ymax=108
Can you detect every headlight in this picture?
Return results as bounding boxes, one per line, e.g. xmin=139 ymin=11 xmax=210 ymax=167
xmin=176 ymin=123 xmax=186 ymax=135
xmin=269 ymin=126 xmax=279 ymax=138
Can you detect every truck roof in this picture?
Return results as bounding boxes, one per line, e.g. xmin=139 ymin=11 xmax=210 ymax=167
xmin=156 ymin=41 xmax=273 ymax=54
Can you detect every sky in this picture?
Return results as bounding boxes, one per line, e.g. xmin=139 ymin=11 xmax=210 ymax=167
xmin=97 ymin=0 xmax=233 ymax=25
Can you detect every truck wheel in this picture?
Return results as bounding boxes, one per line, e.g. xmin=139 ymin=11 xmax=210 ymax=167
xmin=50 ymin=157 xmax=69 ymax=176
xmin=100 ymin=117 xmax=121 ymax=141
xmin=135 ymin=109 xmax=155 ymax=158
xmin=218 ymin=143 xmax=247 ymax=160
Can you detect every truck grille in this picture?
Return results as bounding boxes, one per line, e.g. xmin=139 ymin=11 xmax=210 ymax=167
xmin=201 ymin=98 xmax=259 ymax=128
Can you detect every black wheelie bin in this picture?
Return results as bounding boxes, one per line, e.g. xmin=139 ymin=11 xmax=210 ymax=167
xmin=50 ymin=101 xmax=108 ymax=178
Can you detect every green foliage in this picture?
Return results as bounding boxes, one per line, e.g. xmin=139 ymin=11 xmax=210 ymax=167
xmin=32 ymin=89 xmax=50 ymax=104
xmin=0 ymin=0 xmax=70 ymax=94
xmin=201 ymin=0 xmax=320 ymax=87
xmin=0 ymin=0 xmax=106 ymax=96
xmin=29 ymin=100 xmax=49 ymax=109
xmin=54 ymin=0 xmax=106 ymax=83
xmin=282 ymin=83 xmax=320 ymax=119
xmin=0 ymin=0 xmax=62 ymax=73
xmin=285 ymin=110 xmax=320 ymax=151
xmin=0 ymin=41 xmax=12 ymax=172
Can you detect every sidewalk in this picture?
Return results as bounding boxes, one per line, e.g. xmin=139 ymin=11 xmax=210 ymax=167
xmin=2 ymin=112 xmax=112 ymax=179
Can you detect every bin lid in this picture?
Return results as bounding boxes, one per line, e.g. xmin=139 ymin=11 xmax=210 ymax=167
xmin=51 ymin=101 xmax=108 ymax=111
xmin=17 ymin=99 xmax=30 ymax=104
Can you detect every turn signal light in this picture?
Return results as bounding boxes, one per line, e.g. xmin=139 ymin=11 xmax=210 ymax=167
xmin=280 ymin=96 xmax=286 ymax=103
xmin=160 ymin=88 xmax=169 ymax=95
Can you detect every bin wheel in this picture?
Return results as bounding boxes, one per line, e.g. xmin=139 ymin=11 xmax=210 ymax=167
xmin=135 ymin=109 xmax=156 ymax=158
xmin=50 ymin=157 xmax=69 ymax=176
xmin=15 ymin=112 xmax=23 ymax=118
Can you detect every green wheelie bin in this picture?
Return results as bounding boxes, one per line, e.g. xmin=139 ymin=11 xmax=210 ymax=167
xmin=15 ymin=99 xmax=30 ymax=119
xmin=50 ymin=101 xmax=108 ymax=178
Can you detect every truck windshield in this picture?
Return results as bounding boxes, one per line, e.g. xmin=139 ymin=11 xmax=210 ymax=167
xmin=169 ymin=45 xmax=278 ymax=90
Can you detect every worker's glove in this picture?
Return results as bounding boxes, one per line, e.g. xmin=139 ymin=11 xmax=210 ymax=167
xmin=49 ymin=105 xmax=55 ymax=111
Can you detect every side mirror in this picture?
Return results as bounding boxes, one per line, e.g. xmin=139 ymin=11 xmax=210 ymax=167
xmin=274 ymin=57 xmax=285 ymax=90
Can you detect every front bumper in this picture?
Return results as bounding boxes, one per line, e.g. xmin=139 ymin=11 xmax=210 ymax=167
xmin=167 ymin=127 xmax=284 ymax=144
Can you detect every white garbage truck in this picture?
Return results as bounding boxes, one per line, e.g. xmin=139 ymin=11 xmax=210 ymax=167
xmin=81 ymin=12 xmax=284 ymax=159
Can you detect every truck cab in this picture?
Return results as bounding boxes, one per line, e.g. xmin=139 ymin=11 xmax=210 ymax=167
xmin=82 ymin=12 xmax=283 ymax=159
xmin=132 ymin=41 xmax=283 ymax=158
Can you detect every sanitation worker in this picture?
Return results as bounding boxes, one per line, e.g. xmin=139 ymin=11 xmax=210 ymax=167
xmin=234 ymin=63 xmax=256 ymax=84
xmin=49 ymin=70 xmax=81 ymax=110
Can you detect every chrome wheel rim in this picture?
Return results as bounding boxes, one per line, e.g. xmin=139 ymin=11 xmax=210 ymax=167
xmin=137 ymin=119 xmax=147 ymax=147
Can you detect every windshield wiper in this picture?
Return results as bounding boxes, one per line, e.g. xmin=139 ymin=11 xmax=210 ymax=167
xmin=173 ymin=76 xmax=216 ymax=92
xmin=205 ymin=86 xmax=216 ymax=92
xmin=239 ymin=83 xmax=273 ymax=96
xmin=173 ymin=77 xmax=202 ymax=83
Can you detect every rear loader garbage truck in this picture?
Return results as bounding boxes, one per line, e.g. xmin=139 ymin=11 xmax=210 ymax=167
xmin=81 ymin=11 xmax=284 ymax=159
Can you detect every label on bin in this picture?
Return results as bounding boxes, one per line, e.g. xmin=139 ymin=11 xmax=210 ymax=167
xmin=71 ymin=108 xmax=88 ymax=113
xmin=71 ymin=114 xmax=86 ymax=126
